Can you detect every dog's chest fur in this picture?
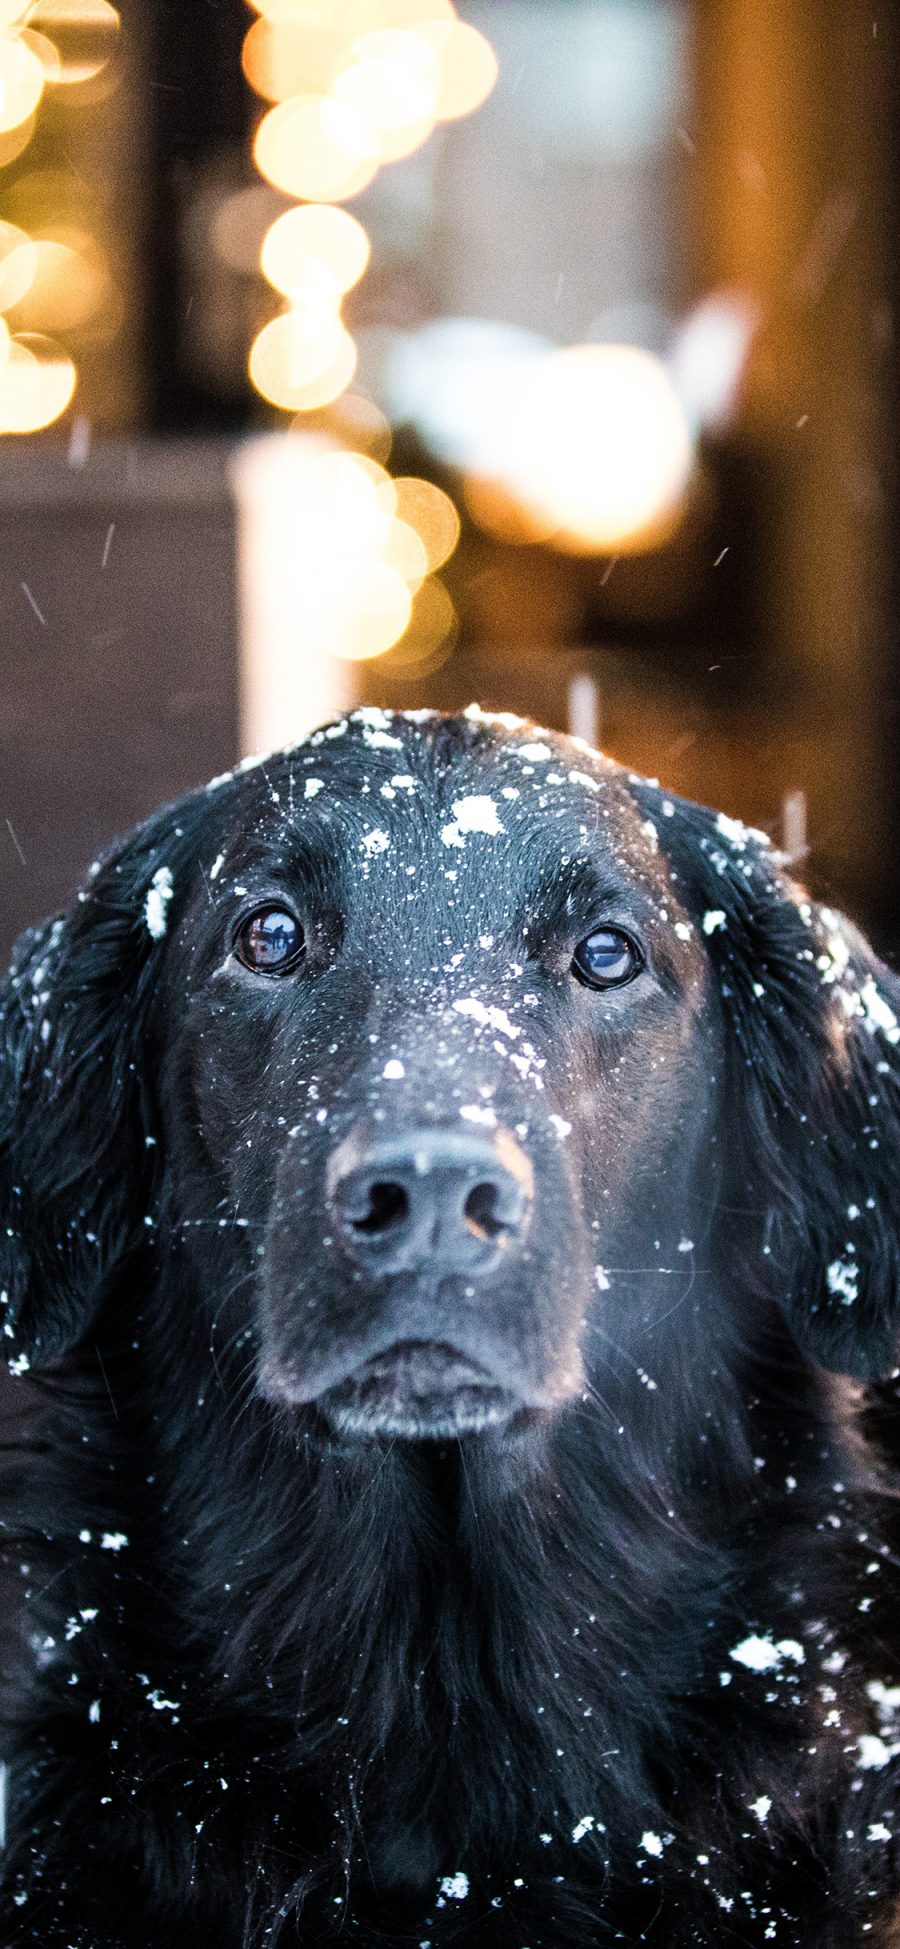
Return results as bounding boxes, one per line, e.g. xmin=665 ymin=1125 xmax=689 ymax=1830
xmin=11 ymin=1383 xmax=900 ymax=1948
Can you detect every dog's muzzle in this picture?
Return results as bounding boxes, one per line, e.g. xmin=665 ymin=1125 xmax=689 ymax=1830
xmin=326 ymin=1124 xmax=533 ymax=1278
xmin=259 ymin=1126 xmax=544 ymax=1438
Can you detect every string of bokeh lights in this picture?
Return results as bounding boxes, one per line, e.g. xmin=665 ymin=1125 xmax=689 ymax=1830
xmin=0 ymin=0 xmax=119 ymax=434
xmin=242 ymin=0 xmax=498 ymax=668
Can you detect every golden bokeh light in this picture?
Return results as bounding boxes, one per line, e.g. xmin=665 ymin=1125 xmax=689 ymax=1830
xmin=383 ymin=572 xmax=458 ymax=675
xmin=382 ymin=512 xmax=429 ymax=587
xmin=0 ymin=2 xmax=123 ymax=437
xmin=346 ymin=0 xmax=457 ymax=34
xmin=18 ymin=28 xmax=62 ymax=83
xmin=0 ymin=330 xmax=76 ymax=431
xmin=232 ymin=437 xmax=418 ymax=668
xmin=391 ymin=475 xmax=460 ymax=571
xmin=264 ymin=247 xmax=340 ymax=318
xmin=334 ymin=560 xmax=413 ymax=659
xmin=3 ymin=231 xmax=109 ymax=332
xmin=232 ymin=438 xmax=461 ymax=667
xmin=334 ymin=31 xmax=438 ymax=164
xmin=288 ymin=449 xmax=460 ymax=659
xmin=240 ymin=0 xmax=496 ymax=679
xmin=423 ymin=18 xmax=498 ymax=121
xmin=0 ymin=32 xmax=46 ymax=132
xmin=315 ymin=449 xmax=396 ymax=552
xmin=503 ymin=345 xmax=693 ymax=554
xmin=261 ymin=202 xmax=369 ymax=299
xmin=0 ymin=219 xmax=36 ymax=309
xmin=293 ymin=389 xmax=392 ymax=462
xmin=244 ymin=1 xmax=497 ymax=213
xmin=242 ymin=13 xmax=342 ymax=104
xmin=462 ymin=469 xmax=556 ymax=547
xmin=342 ymin=447 xmax=398 ymax=512
xmin=249 ymin=310 xmax=358 ymax=411
xmin=27 ymin=0 xmax=120 ymax=86
xmin=279 ymin=332 xmax=360 ymax=410
xmin=246 ymin=0 xmax=344 ymax=20
xmin=254 ymin=93 xmax=380 ymax=202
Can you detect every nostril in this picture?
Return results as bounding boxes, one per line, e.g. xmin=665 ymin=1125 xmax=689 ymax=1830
xmin=329 ymin=1129 xmax=532 ymax=1274
xmin=350 ymin=1179 xmax=410 ymax=1237
xmin=465 ymin=1181 xmax=507 ymax=1242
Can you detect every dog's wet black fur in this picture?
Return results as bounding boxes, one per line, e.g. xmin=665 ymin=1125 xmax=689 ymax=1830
xmin=3 ymin=706 xmax=900 ymax=1945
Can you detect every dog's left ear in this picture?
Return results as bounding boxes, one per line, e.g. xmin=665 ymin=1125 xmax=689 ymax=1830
xmin=0 ymin=799 xmax=204 ymax=1367
xmin=640 ymin=790 xmax=900 ymax=1380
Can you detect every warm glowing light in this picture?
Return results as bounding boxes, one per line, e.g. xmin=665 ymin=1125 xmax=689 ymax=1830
xmin=385 ymin=572 xmax=457 ymax=674
xmin=294 ymin=390 xmax=392 ymax=462
xmin=382 ymin=513 xmax=429 ymax=588
xmin=27 ymin=0 xmax=120 ymax=86
xmin=0 ymin=220 xmax=36 ymax=309
xmin=0 ymin=330 xmax=76 ymax=431
xmin=505 ymin=345 xmax=693 ymax=553
xmin=261 ymin=203 xmax=369 ymax=299
xmin=462 ymin=470 xmax=555 ymax=547
xmin=250 ymin=210 xmax=372 ymax=415
xmin=242 ymin=0 xmax=499 ymax=466
xmin=345 ymin=0 xmax=456 ymax=33
xmin=231 ymin=436 xmax=419 ymax=689
xmin=246 ymin=0 xmax=343 ymax=20
xmin=18 ymin=28 xmax=62 ymax=82
xmin=237 ymin=0 xmax=487 ymax=695
xmin=280 ymin=331 xmax=359 ymax=410
xmin=254 ymin=93 xmax=380 ymax=202
xmin=334 ymin=30 xmax=438 ymax=164
xmin=425 ymin=18 xmax=498 ymax=121
xmin=4 ymin=232 xmax=109 ymax=332
xmin=0 ymin=0 xmax=122 ymax=439
xmin=315 ymin=450 xmax=395 ymax=551
xmin=0 ymin=31 xmax=46 ymax=132
xmin=231 ymin=435 xmax=460 ymax=692
xmin=335 ymin=561 xmax=413 ymax=659
xmin=391 ymin=475 xmax=460 ymax=571
xmin=263 ymin=247 xmax=340 ymax=318
xmin=249 ymin=310 xmax=357 ymax=411
xmin=242 ymin=13 xmax=342 ymax=104
xmin=342 ymin=447 xmax=398 ymax=513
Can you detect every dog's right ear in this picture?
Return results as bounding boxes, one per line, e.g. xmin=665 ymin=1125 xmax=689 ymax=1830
xmin=0 ymin=801 xmax=204 ymax=1368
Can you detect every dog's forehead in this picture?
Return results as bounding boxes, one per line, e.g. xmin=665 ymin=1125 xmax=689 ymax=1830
xmin=212 ymin=710 xmax=669 ymax=907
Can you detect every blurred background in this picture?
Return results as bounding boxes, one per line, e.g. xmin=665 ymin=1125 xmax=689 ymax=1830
xmin=0 ymin=0 xmax=898 ymax=963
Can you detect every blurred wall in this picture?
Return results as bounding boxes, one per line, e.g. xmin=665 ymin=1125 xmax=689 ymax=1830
xmin=0 ymin=443 xmax=237 ymax=960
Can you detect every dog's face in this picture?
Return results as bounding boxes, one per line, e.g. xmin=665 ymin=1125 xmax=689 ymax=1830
xmin=155 ymin=711 xmax=714 ymax=1439
xmin=4 ymin=708 xmax=900 ymax=1435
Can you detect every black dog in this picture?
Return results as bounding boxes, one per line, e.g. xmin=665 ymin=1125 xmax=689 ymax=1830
xmin=3 ymin=705 xmax=900 ymax=1947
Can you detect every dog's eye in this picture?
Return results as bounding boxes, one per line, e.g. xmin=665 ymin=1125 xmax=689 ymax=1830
xmin=235 ymin=907 xmax=305 ymax=975
xmin=571 ymin=927 xmax=642 ymax=990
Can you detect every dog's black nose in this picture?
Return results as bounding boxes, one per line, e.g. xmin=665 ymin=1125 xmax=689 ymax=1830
xmin=328 ymin=1127 xmax=533 ymax=1276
